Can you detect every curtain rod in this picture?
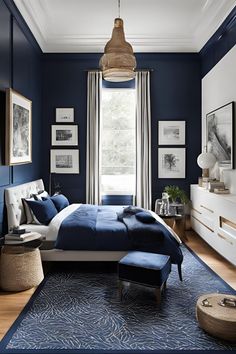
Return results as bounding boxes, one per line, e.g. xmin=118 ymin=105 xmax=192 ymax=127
xmin=83 ymin=69 xmax=154 ymax=72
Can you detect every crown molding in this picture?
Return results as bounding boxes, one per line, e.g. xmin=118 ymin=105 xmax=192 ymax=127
xmin=193 ymin=0 xmax=236 ymax=51
xmin=13 ymin=0 xmax=236 ymax=53
xmin=13 ymin=0 xmax=47 ymax=50
xmin=42 ymin=34 xmax=196 ymax=53
xmin=3 ymin=0 xmax=42 ymax=53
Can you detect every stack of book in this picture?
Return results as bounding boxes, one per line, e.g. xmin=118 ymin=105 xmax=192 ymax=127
xmin=208 ymin=181 xmax=225 ymax=192
xmin=4 ymin=231 xmax=41 ymax=244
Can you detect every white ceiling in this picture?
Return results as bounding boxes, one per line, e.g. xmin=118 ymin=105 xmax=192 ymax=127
xmin=13 ymin=0 xmax=236 ymax=53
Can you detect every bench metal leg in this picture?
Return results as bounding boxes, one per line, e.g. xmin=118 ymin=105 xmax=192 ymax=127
xmin=118 ymin=280 xmax=123 ymax=301
xmin=178 ymin=264 xmax=183 ymax=281
xmin=155 ymin=288 xmax=161 ymax=305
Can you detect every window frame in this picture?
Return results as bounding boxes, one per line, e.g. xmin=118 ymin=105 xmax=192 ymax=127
xmin=100 ymin=87 xmax=136 ymax=196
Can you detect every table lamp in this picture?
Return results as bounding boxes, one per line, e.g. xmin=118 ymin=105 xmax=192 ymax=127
xmin=197 ymin=149 xmax=216 ymax=178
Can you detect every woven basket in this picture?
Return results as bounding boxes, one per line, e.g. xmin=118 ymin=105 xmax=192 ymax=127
xmin=0 ymin=246 xmax=44 ymax=291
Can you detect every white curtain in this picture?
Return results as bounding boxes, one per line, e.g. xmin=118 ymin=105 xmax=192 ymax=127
xmin=86 ymin=71 xmax=102 ymax=204
xmin=135 ymin=71 xmax=152 ymax=210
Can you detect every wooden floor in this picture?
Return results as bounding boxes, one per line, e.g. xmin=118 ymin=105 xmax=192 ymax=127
xmin=0 ymin=231 xmax=235 ymax=341
xmin=185 ymin=231 xmax=236 ymax=290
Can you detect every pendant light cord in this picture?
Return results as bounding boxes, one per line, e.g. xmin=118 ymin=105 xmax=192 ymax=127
xmin=118 ymin=0 xmax=120 ymax=18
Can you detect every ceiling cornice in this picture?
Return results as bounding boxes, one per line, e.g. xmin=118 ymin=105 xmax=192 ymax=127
xmin=193 ymin=0 xmax=236 ymax=51
xmin=13 ymin=0 xmax=236 ymax=53
xmin=43 ymin=34 xmax=196 ymax=53
xmin=13 ymin=0 xmax=47 ymax=50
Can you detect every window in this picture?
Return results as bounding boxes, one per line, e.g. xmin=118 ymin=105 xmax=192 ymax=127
xmin=100 ymin=89 xmax=136 ymax=196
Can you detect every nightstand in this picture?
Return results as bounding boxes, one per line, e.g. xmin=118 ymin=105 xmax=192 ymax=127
xmin=155 ymin=201 xmax=186 ymax=241
xmin=159 ymin=213 xmax=186 ymax=241
xmin=0 ymin=233 xmax=44 ymax=291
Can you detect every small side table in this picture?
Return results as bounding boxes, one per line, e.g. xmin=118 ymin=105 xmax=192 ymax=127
xmin=159 ymin=214 xmax=186 ymax=241
xmin=0 ymin=233 xmax=44 ymax=291
xmin=196 ymin=293 xmax=236 ymax=342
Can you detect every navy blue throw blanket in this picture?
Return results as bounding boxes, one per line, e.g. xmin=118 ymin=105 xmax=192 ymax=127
xmin=55 ymin=205 xmax=132 ymax=251
xmin=122 ymin=215 xmax=183 ymax=265
xmin=55 ymin=205 xmax=183 ymax=278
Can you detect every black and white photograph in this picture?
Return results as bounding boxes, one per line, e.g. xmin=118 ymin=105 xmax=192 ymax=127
xmin=51 ymin=149 xmax=79 ymax=173
xmin=51 ymin=125 xmax=78 ymax=146
xmin=158 ymin=121 xmax=185 ymax=145
xmin=158 ymin=148 xmax=185 ymax=178
xmin=56 ymin=108 xmax=74 ymax=122
xmin=5 ymin=88 xmax=32 ymax=165
xmin=206 ymin=102 xmax=234 ymax=169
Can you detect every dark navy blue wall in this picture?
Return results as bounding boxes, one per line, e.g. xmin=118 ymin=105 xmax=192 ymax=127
xmin=3 ymin=0 xmax=234 ymax=228
xmin=42 ymin=53 xmax=201 ymax=207
xmin=0 ymin=0 xmax=42 ymax=235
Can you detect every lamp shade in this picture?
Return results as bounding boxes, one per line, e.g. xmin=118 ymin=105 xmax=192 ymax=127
xmin=197 ymin=152 xmax=216 ymax=169
xmin=99 ymin=18 xmax=136 ymax=82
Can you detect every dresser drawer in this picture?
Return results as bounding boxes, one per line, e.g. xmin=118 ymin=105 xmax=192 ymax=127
xmin=191 ymin=192 xmax=215 ymax=212
xmin=191 ymin=215 xmax=216 ymax=248
xmin=191 ymin=184 xmax=236 ymax=266
xmin=216 ymin=231 xmax=236 ymax=266
xmin=191 ymin=208 xmax=214 ymax=231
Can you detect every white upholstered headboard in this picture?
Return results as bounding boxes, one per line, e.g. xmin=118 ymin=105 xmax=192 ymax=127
xmin=5 ymin=179 xmax=44 ymax=230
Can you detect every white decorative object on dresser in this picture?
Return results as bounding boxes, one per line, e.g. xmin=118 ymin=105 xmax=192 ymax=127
xmin=190 ymin=184 xmax=236 ymax=266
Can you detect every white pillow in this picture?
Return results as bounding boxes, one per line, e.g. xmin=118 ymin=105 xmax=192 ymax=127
xmin=33 ymin=190 xmax=50 ymax=200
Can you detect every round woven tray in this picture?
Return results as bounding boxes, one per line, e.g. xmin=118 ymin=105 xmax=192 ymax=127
xmin=0 ymin=246 xmax=44 ymax=291
xmin=196 ymin=293 xmax=236 ymax=342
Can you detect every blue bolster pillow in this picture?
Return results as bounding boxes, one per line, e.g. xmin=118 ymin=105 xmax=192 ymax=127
xmin=136 ymin=211 xmax=156 ymax=224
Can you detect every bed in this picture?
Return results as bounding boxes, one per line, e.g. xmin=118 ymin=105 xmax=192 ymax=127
xmin=5 ymin=179 xmax=183 ymax=278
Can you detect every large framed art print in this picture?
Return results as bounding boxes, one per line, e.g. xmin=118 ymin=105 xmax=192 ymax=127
xmin=206 ymin=102 xmax=235 ymax=169
xmin=5 ymin=89 xmax=32 ymax=165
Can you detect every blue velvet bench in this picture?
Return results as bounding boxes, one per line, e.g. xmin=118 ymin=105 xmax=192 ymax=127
xmin=118 ymin=251 xmax=171 ymax=304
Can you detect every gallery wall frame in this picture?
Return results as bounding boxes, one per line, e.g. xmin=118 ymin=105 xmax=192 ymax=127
xmin=56 ymin=108 xmax=74 ymax=123
xmin=5 ymin=88 xmax=32 ymax=165
xmin=158 ymin=121 xmax=185 ymax=145
xmin=51 ymin=125 xmax=78 ymax=146
xmin=158 ymin=147 xmax=186 ymax=178
xmin=206 ymin=102 xmax=235 ymax=169
xmin=51 ymin=149 xmax=79 ymax=174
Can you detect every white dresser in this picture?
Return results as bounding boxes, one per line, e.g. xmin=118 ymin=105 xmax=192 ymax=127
xmin=190 ymin=184 xmax=236 ymax=266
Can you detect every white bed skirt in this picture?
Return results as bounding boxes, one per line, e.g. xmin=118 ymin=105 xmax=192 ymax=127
xmin=40 ymin=250 xmax=128 ymax=262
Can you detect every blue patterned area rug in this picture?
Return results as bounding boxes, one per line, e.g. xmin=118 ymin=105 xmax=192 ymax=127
xmin=0 ymin=246 xmax=236 ymax=354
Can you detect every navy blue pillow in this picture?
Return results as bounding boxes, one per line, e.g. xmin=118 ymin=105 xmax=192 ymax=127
xmin=25 ymin=198 xmax=58 ymax=225
xmin=136 ymin=211 xmax=156 ymax=224
xmin=48 ymin=194 xmax=69 ymax=212
xmin=123 ymin=206 xmax=144 ymax=214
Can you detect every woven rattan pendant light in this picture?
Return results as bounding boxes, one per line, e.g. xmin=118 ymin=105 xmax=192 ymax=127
xmin=99 ymin=0 xmax=136 ymax=82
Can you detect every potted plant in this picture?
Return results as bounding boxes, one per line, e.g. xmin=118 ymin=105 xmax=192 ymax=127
xmin=163 ymin=185 xmax=189 ymax=204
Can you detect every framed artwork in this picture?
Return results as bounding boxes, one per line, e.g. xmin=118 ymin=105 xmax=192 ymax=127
xmin=51 ymin=125 xmax=78 ymax=146
xmin=56 ymin=108 xmax=74 ymax=123
xmin=206 ymin=102 xmax=235 ymax=169
xmin=51 ymin=149 xmax=79 ymax=174
xmin=158 ymin=121 xmax=185 ymax=145
xmin=158 ymin=148 xmax=185 ymax=178
xmin=5 ymin=88 xmax=32 ymax=165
